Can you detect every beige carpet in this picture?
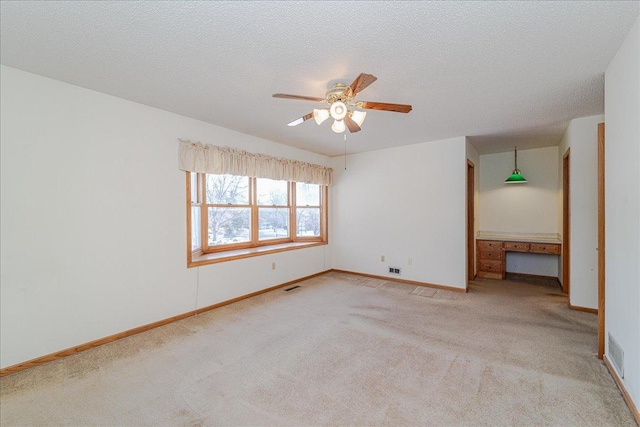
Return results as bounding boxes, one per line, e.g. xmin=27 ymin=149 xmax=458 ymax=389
xmin=0 ymin=272 xmax=635 ymax=426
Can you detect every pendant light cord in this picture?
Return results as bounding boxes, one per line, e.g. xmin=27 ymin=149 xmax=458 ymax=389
xmin=344 ymin=133 xmax=347 ymax=170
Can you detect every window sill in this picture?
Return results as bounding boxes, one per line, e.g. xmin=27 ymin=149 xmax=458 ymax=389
xmin=188 ymin=241 xmax=327 ymax=267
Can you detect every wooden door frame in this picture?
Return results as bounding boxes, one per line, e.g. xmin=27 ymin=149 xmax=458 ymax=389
xmin=598 ymin=123 xmax=605 ymax=360
xmin=562 ymin=149 xmax=570 ymax=295
xmin=467 ymin=160 xmax=475 ymax=285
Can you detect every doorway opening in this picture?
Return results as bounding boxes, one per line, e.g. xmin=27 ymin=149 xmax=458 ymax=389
xmin=562 ymin=149 xmax=570 ymax=295
xmin=467 ymin=160 xmax=475 ymax=286
xmin=598 ymin=123 xmax=605 ymax=360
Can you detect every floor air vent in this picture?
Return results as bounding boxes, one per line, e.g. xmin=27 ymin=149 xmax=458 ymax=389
xmin=284 ymin=285 xmax=301 ymax=292
xmin=608 ymin=333 xmax=624 ymax=378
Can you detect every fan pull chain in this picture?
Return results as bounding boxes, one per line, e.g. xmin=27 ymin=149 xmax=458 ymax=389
xmin=344 ymin=133 xmax=347 ymax=170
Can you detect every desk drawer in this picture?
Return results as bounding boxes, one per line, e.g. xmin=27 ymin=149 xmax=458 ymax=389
xmin=479 ymin=249 xmax=502 ymax=260
xmin=479 ymin=260 xmax=503 ymax=273
xmin=478 ymin=240 xmax=503 ymax=251
xmin=504 ymin=242 xmax=530 ymax=252
xmin=530 ymin=243 xmax=561 ymax=254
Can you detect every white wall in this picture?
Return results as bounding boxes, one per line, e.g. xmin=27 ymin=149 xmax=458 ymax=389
xmin=558 ymin=115 xmax=603 ymax=309
xmin=331 ymin=137 xmax=467 ymax=290
xmin=0 ymin=66 xmax=331 ymax=369
xmin=479 ymin=147 xmax=560 ymax=277
xmin=604 ymin=16 xmax=640 ymax=411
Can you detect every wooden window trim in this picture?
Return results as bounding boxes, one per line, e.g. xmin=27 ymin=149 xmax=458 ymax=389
xmin=186 ymin=172 xmax=328 ymax=267
xmin=189 ymin=241 xmax=327 ymax=267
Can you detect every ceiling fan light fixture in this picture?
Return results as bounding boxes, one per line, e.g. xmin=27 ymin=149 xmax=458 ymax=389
xmin=350 ymin=110 xmax=367 ymax=126
xmin=331 ymin=119 xmax=346 ymax=133
xmin=273 ymin=73 xmax=412 ymax=134
xmin=313 ymin=109 xmax=330 ymax=125
xmin=330 ymin=101 xmax=347 ymax=120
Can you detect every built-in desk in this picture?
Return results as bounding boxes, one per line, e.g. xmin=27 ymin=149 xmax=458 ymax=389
xmin=476 ymin=233 xmax=561 ymax=280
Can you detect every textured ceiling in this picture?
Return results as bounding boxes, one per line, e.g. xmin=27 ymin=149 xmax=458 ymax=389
xmin=1 ymin=1 xmax=638 ymax=156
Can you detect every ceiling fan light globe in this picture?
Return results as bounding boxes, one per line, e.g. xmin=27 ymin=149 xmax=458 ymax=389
xmin=331 ymin=119 xmax=346 ymax=133
xmin=313 ymin=109 xmax=330 ymax=125
xmin=350 ymin=110 xmax=367 ymax=126
xmin=330 ymin=101 xmax=347 ymax=120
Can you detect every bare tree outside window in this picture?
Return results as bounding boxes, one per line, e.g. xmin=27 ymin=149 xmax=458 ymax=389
xmin=257 ymin=178 xmax=289 ymax=240
xmin=206 ymin=174 xmax=251 ymax=245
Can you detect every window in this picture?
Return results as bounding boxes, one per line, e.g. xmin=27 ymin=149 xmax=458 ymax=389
xmin=187 ymin=172 xmax=327 ymax=265
xmin=296 ymin=182 xmax=322 ymax=238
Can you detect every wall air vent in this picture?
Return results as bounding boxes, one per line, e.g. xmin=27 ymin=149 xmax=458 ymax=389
xmin=608 ymin=333 xmax=624 ymax=378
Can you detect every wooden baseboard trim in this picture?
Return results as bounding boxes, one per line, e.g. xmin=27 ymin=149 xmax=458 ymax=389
xmin=568 ymin=303 xmax=598 ymax=314
xmin=604 ymin=355 xmax=640 ymax=425
xmin=330 ymin=269 xmax=467 ymax=293
xmin=0 ymin=270 xmax=330 ymax=378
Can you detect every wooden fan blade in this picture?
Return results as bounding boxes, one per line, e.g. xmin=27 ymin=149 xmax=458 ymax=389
xmin=344 ymin=73 xmax=377 ymax=97
xmin=273 ymin=93 xmax=325 ymax=102
xmin=287 ymin=112 xmax=314 ymax=127
xmin=344 ymin=114 xmax=361 ymax=133
xmin=359 ymin=101 xmax=412 ymax=113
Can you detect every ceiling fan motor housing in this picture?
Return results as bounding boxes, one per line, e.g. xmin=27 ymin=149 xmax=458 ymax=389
xmin=325 ymin=83 xmax=348 ymax=100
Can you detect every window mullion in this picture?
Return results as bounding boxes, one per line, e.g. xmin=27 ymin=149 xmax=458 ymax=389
xmin=199 ymin=173 xmax=207 ymax=250
xmin=290 ymin=181 xmax=297 ymax=242
xmin=322 ymin=185 xmax=328 ymax=241
xmin=187 ymin=172 xmax=193 ymax=255
xmin=251 ymin=177 xmax=258 ymax=245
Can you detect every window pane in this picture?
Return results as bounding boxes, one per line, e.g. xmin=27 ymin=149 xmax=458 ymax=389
xmin=207 ymin=207 xmax=251 ymax=245
xmin=190 ymin=172 xmax=198 ymax=203
xmin=206 ymin=174 xmax=249 ymax=205
xmin=257 ymin=178 xmax=288 ymax=206
xmin=259 ymin=208 xmax=290 ymax=240
xmin=297 ymin=207 xmax=321 ymax=237
xmin=296 ymin=183 xmax=320 ymax=206
xmin=191 ymin=206 xmax=201 ymax=250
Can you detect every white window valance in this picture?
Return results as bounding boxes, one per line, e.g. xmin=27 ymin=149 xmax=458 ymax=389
xmin=178 ymin=139 xmax=333 ymax=186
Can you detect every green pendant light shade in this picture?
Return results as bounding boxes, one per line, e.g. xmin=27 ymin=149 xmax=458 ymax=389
xmin=505 ymin=171 xmax=527 ymax=183
xmin=505 ymin=146 xmax=527 ymax=184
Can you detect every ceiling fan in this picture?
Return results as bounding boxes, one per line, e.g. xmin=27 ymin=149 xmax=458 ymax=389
xmin=273 ymin=73 xmax=412 ymax=134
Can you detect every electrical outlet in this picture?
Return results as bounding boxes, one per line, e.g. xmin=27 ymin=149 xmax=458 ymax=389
xmin=408 ymin=258 xmax=413 ymax=265
xmin=381 ymin=255 xmax=385 ymax=262
xmin=272 ymin=262 xmax=276 ymax=270
xmin=389 ymin=267 xmax=401 ymax=275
